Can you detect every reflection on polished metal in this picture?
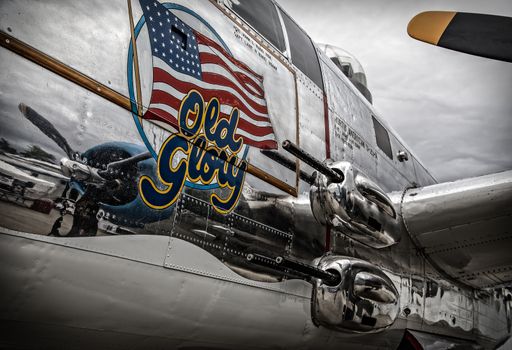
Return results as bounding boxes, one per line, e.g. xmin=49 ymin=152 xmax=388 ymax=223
xmin=60 ymin=158 xmax=105 ymax=185
xmin=353 ymin=272 xmax=397 ymax=304
xmin=0 ymin=31 xmax=132 ymax=111
xmin=354 ymin=174 xmax=396 ymax=218
xmin=312 ymin=255 xmax=399 ymax=333
xmin=310 ymin=161 xmax=400 ymax=248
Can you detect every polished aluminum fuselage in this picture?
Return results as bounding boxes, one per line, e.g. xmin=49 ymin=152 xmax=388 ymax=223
xmin=0 ymin=0 xmax=509 ymax=348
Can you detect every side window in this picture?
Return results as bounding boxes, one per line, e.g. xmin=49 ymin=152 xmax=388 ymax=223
xmin=229 ymin=0 xmax=286 ymax=52
xmin=372 ymin=116 xmax=393 ymax=159
xmin=280 ymin=10 xmax=324 ymax=90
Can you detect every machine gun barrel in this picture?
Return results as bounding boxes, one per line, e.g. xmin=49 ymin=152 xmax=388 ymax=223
xmin=247 ymin=253 xmax=340 ymax=286
xmin=276 ymin=256 xmax=341 ymax=286
xmin=282 ymin=140 xmax=344 ymax=183
xmin=260 ymin=150 xmax=315 ymax=184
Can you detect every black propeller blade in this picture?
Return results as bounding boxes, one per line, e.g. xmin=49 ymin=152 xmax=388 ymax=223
xmin=408 ymin=11 xmax=512 ymax=63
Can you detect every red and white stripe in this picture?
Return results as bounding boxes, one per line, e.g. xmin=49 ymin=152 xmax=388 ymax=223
xmin=144 ymin=31 xmax=277 ymax=149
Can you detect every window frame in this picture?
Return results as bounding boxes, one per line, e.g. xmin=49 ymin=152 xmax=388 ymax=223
xmin=226 ymin=0 xmax=287 ymax=53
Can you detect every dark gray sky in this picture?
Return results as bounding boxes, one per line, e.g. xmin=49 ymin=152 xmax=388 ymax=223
xmin=277 ymin=0 xmax=512 ymax=182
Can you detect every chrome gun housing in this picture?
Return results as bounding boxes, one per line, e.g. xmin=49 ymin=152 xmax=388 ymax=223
xmin=312 ymin=255 xmax=399 ymax=333
xmin=310 ymin=161 xmax=400 ymax=248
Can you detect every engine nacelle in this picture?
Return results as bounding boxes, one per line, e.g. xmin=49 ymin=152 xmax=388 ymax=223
xmin=310 ymin=161 xmax=400 ymax=248
xmin=312 ymin=255 xmax=399 ymax=333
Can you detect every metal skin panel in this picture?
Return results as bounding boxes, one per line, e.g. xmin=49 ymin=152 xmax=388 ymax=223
xmin=0 ymin=229 xmax=407 ymax=349
xmin=421 ymin=278 xmax=475 ymax=335
xmin=295 ymin=68 xmax=327 ymax=193
xmin=0 ymin=230 xmax=308 ymax=349
xmin=0 ymin=0 xmax=510 ymax=348
xmin=318 ymin=53 xmax=421 ymax=193
xmin=473 ymin=289 xmax=512 ymax=344
xmin=412 ymin=156 xmax=437 ymax=187
xmin=420 ymin=263 xmax=511 ymax=345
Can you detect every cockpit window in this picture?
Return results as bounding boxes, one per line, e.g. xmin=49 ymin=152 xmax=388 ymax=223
xmin=280 ymin=10 xmax=324 ymax=90
xmin=318 ymin=44 xmax=372 ymax=103
xmin=228 ymin=0 xmax=286 ymax=52
xmin=372 ymin=116 xmax=393 ymax=159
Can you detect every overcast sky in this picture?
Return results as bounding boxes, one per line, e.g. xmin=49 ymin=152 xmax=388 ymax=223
xmin=277 ymin=0 xmax=512 ymax=182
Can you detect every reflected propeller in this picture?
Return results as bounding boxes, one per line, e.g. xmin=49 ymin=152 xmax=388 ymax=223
xmin=18 ymin=103 xmax=76 ymax=158
xmin=18 ymin=103 xmax=151 ymax=182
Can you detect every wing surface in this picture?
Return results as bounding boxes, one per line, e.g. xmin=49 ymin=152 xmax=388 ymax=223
xmin=401 ymin=170 xmax=512 ymax=288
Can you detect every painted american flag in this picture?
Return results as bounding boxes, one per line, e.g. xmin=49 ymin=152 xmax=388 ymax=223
xmin=139 ymin=0 xmax=278 ymax=149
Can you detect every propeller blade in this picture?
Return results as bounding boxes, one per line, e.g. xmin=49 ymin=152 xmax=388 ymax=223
xmin=18 ymin=103 xmax=76 ymax=158
xmin=408 ymin=11 xmax=512 ymax=62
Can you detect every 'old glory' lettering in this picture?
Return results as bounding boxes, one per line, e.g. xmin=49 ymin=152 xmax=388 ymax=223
xmin=139 ymin=90 xmax=248 ymax=214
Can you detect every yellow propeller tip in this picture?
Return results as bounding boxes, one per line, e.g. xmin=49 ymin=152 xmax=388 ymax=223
xmin=407 ymin=11 xmax=457 ymax=45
